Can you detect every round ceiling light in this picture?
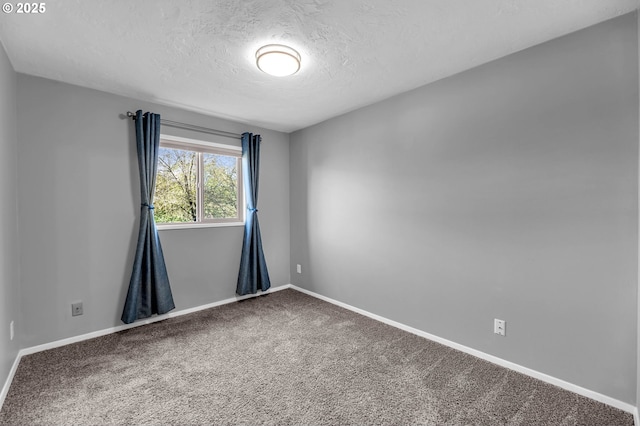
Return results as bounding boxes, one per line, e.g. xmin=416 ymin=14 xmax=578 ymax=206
xmin=256 ymin=44 xmax=301 ymax=77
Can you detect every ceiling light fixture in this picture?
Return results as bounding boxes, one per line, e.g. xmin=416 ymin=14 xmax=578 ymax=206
xmin=256 ymin=44 xmax=301 ymax=77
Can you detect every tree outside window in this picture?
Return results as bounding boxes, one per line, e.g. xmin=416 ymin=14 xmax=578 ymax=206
xmin=154 ymin=137 xmax=243 ymax=225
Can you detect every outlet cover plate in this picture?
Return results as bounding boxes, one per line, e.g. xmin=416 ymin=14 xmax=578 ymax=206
xmin=72 ymin=302 xmax=83 ymax=316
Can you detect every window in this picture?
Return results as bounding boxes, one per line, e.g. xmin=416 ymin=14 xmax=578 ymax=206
xmin=154 ymin=135 xmax=243 ymax=228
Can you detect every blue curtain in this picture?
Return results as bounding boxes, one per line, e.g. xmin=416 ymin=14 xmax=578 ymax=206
xmin=121 ymin=110 xmax=175 ymax=324
xmin=237 ymin=133 xmax=271 ymax=295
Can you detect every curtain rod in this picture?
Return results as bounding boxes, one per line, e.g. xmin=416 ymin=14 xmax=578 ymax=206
xmin=126 ymin=111 xmax=241 ymax=140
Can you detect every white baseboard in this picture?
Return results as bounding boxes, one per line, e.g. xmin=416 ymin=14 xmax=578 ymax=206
xmin=0 ymin=284 xmax=290 ymax=410
xmin=0 ymin=351 xmax=22 ymax=412
xmin=2 ymin=283 xmax=636 ymax=419
xmin=290 ymin=285 xmax=636 ymax=416
xmin=19 ymin=284 xmax=290 ymax=357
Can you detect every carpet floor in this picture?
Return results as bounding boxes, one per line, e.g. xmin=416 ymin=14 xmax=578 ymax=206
xmin=0 ymin=289 xmax=633 ymax=425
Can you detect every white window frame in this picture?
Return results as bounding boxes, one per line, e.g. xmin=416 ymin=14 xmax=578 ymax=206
xmin=156 ymin=134 xmax=244 ymax=230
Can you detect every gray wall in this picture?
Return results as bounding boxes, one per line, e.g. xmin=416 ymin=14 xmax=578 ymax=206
xmin=637 ymin=9 xmax=640 ymax=415
xmin=0 ymin=42 xmax=20 ymax=389
xmin=16 ymin=75 xmax=290 ymax=348
xmin=290 ymin=13 xmax=638 ymax=404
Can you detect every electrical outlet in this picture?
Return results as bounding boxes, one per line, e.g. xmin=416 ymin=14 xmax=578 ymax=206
xmin=9 ymin=320 xmax=14 ymax=341
xmin=72 ymin=302 xmax=83 ymax=317
xmin=494 ymin=319 xmax=506 ymax=336
xmin=296 ymin=264 xmax=302 ymax=274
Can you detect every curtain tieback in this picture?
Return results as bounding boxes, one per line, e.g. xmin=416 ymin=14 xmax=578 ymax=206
xmin=142 ymin=203 xmax=154 ymax=210
xmin=248 ymin=208 xmax=258 ymax=213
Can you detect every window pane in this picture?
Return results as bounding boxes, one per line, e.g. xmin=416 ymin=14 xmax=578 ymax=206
xmin=203 ymin=153 xmax=238 ymax=219
xmin=155 ymin=147 xmax=198 ymax=223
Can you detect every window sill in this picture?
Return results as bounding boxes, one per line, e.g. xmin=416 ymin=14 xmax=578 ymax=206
xmin=157 ymin=222 xmax=244 ymax=231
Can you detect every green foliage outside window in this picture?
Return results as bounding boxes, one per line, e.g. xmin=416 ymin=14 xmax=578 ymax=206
xmin=154 ymin=146 xmax=239 ymax=224
xmin=203 ymin=153 xmax=238 ymax=219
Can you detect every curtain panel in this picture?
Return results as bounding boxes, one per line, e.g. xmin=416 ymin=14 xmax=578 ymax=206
xmin=122 ymin=110 xmax=175 ymax=324
xmin=236 ymin=133 xmax=271 ymax=295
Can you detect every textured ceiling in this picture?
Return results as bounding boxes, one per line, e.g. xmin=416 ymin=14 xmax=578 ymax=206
xmin=0 ymin=0 xmax=637 ymax=132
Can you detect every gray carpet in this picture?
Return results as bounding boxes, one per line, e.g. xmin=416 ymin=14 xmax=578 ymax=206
xmin=0 ymin=289 xmax=633 ymax=425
